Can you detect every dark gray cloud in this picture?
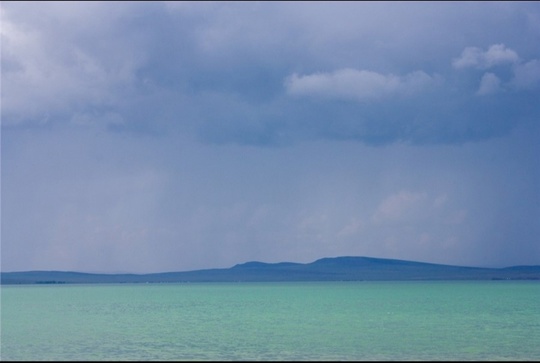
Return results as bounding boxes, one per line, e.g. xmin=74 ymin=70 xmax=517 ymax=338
xmin=2 ymin=2 xmax=539 ymax=272
xmin=4 ymin=2 xmax=540 ymax=144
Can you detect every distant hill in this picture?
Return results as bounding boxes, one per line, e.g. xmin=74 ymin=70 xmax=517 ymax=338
xmin=2 ymin=256 xmax=540 ymax=284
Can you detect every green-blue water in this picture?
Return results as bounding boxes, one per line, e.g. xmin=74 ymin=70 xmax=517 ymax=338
xmin=1 ymin=281 xmax=539 ymax=361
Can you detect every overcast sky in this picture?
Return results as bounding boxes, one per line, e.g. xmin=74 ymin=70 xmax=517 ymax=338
xmin=2 ymin=1 xmax=539 ymax=273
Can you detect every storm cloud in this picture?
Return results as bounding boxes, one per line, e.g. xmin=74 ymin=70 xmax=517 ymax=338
xmin=2 ymin=2 xmax=539 ymax=273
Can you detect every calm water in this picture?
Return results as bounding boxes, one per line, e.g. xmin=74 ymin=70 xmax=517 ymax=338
xmin=1 ymin=281 xmax=539 ymax=361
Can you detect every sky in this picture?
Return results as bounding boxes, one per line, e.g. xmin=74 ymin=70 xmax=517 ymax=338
xmin=1 ymin=1 xmax=539 ymax=273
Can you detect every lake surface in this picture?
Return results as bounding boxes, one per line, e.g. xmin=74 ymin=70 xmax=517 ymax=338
xmin=1 ymin=281 xmax=539 ymax=361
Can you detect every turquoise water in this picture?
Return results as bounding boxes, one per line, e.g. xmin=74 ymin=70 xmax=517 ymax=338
xmin=1 ymin=281 xmax=539 ymax=361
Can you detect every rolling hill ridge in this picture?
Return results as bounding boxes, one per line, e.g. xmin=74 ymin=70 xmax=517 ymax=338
xmin=2 ymin=256 xmax=540 ymax=284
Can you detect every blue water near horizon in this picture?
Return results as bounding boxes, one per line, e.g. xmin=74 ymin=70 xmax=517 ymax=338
xmin=2 ymin=281 xmax=539 ymax=361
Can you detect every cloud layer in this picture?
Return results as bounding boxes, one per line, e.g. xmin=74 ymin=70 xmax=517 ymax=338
xmin=2 ymin=2 xmax=539 ymax=272
xmin=285 ymin=69 xmax=437 ymax=101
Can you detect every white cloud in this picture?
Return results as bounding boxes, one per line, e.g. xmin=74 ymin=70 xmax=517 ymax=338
xmin=476 ymin=72 xmax=502 ymax=95
xmin=511 ymin=59 xmax=540 ymax=90
xmin=433 ymin=194 xmax=448 ymax=208
xmin=372 ymin=190 xmax=428 ymax=223
xmin=284 ymin=68 xmax=436 ymax=101
xmin=452 ymin=43 xmax=519 ymax=69
xmin=453 ymin=44 xmax=540 ymax=93
xmin=0 ymin=3 xmax=142 ymax=126
xmin=337 ymin=217 xmax=365 ymax=238
xmin=483 ymin=44 xmax=520 ymax=67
